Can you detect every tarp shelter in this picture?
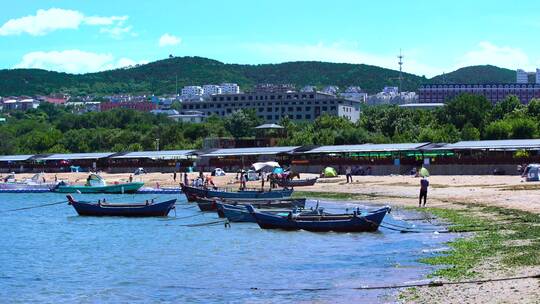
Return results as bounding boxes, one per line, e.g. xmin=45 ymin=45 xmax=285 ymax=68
xmin=252 ymin=161 xmax=280 ymax=172
xmin=524 ymin=164 xmax=540 ymax=181
xmin=323 ymin=167 xmax=337 ymax=177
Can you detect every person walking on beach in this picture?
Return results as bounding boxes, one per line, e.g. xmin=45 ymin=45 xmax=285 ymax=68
xmin=419 ymin=177 xmax=429 ymax=207
xmin=129 ymin=175 xmax=133 ymax=183
xmin=173 ymin=171 xmax=177 ymax=182
xmin=345 ymin=166 xmax=352 ymax=183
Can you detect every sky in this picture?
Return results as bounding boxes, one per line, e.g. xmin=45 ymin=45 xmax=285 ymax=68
xmin=1 ymin=0 xmax=539 ymax=77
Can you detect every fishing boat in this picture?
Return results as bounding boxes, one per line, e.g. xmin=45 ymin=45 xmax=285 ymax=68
xmin=66 ymin=195 xmax=176 ymax=217
xmin=181 ymin=184 xmax=293 ymax=202
xmin=52 ymin=174 xmax=144 ymax=194
xmin=275 ymin=177 xmax=318 ymax=188
xmin=220 ymin=203 xmax=321 ymax=223
xmin=245 ymin=205 xmax=391 ymax=232
xmin=0 ymin=173 xmax=56 ymax=191
xmin=195 ymin=197 xmax=306 ymax=212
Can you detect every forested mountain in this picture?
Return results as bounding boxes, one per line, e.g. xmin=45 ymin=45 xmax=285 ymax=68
xmin=0 ymin=57 xmax=518 ymax=96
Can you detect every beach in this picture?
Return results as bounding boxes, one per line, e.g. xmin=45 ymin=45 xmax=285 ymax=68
xmin=6 ymin=171 xmax=540 ymax=303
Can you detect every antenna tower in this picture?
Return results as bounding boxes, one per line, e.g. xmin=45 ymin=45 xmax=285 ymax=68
xmin=397 ymin=49 xmax=404 ymax=92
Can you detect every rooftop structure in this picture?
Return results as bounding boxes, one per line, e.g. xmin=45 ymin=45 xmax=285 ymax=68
xmin=111 ymin=150 xmax=195 ymax=160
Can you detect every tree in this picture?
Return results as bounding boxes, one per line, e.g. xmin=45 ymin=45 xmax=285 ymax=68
xmin=461 ymin=123 xmax=480 ymax=141
xmin=484 ymin=120 xmax=511 ymax=140
xmin=510 ymin=118 xmax=537 ymax=139
xmin=491 ymin=95 xmax=522 ymax=120
xmin=223 ymin=109 xmax=263 ymax=138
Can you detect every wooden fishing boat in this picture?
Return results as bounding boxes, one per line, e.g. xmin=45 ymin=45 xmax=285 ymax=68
xmin=181 ymin=184 xmax=293 ymax=202
xmin=66 ymin=195 xmax=176 ymax=217
xmin=220 ymin=203 xmax=321 ymax=223
xmin=0 ymin=173 xmax=57 ymax=191
xmin=275 ymin=177 xmax=318 ymax=188
xmin=195 ymin=197 xmax=306 ymax=213
xmin=245 ymin=205 xmax=391 ymax=232
xmin=53 ymin=174 xmax=144 ymax=194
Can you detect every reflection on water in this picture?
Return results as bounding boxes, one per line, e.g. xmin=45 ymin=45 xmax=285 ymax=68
xmin=0 ymin=193 xmax=456 ymax=303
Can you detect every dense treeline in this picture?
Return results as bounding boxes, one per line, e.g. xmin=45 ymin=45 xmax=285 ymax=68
xmin=0 ymin=56 xmax=514 ymax=96
xmin=1 ymin=94 xmax=539 ymax=155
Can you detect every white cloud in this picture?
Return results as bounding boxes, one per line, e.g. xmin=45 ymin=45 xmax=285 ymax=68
xmin=454 ymin=41 xmax=533 ymax=71
xmin=14 ymin=50 xmax=147 ymax=74
xmin=100 ymin=26 xmax=133 ymax=39
xmin=0 ymin=8 xmax=131 ymax=37
xmin=159 ymin=33 xmax=181 ymax=47
xmin=244 ymin=41 xmax=443 ymax=77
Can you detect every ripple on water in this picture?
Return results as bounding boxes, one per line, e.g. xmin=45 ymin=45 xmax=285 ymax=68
xmin=0 ymin=193 xmax=457 ymax=303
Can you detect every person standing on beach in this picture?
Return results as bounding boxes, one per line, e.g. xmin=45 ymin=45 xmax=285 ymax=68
xmin=419 ymin=177 xmax=429 ymax=207
xmin=345 ymin=166 xmax=352 ymax=183
xmin=173 ymin=171 xmax=177 ymax=182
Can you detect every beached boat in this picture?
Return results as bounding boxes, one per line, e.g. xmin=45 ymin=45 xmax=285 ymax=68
xmin=195 ymin=197 xmax=306 ymax=212
xmin=275 ymin=177 xmax=318 ymax=188
xmin=246 ymin=205 xmax=391 ymax=232
xmin=52 ymin=174 xmax=144 ymax=194
xmin=66 ymin=195 xmax=176 ymax=217
xmin=0 ymin=173 xmax=56 ymax=191
xmin=181 ymin=184 xmax=293 ymax=202
xmin=220 ymin=203 xmax=321 ymax=223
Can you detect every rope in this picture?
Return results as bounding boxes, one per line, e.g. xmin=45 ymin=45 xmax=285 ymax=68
xmin=163 ymin=273 xmax=540 ymax=291
xmin=0 ymin=200 xmax=67 ymax=213
xmin=174 ymin=219 xmax=230 ymax=227
xmin=161 ymin=212 xmax=207 ymax=221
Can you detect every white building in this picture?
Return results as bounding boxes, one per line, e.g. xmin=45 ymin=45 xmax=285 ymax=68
xmin=202 ymin=85 xmax=222 ymax=96
xmin=340 ymin=86 xmax=367 ymax=102
xmin=367 ymin=88 xmax=417 ymax=105
xmin=300 ymin=85 xmax=317 ymax=92
xmin=322 ymin=85 xmax=339 ymax=95
xmin=220 ymin=83 xmax=240 ymax=94
xmin=181 ymin=86 xmax=203 ymax=98
xmin=517 ymin=69 xmax=528 ymax=83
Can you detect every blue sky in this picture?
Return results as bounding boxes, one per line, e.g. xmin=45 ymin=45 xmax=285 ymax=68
xmin=1 ymin=0 xmax=539 ymax=77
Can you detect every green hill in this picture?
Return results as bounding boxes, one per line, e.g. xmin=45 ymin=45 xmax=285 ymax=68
xmin=0 ymin=57 xmax=519 ymax=96
xmin=0 ymin=56 xmax=425 ymax=96
xmin=429 ymin=65 xmax=516 ymax=84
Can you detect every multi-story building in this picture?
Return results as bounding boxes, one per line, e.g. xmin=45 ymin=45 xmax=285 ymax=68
xmin=418 ymin=83 xmax=540 ymax=104
xmin=340 ymin=86 xmax=367 ymax=102
xmin=180 ymin=91 xmax=361 ymax=123
xmin=300 ymin=85 xmax=317 ymax=92
xmin=100 ymin=102 xmax=157 ymax=112
xmin=537 ymin=69 xmax=540 ymax=84
xmin=202 ymin=85 xmax=222 ymax=96
xmin=220 ymin=83 xmax=240 ymax=94
xmin=517 ymin=69 xmax=528 ymax=84
xmin=181 ymin=86 xmax=204 ymax=98
xmin=1 ymin=99 xmax=40 ymax=111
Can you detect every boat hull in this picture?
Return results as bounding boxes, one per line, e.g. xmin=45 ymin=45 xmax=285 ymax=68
xmin=54 ymin=182 xmax=144 ymax=194
xmin=196 ymin=197 xmax=306 ymax=213
xmin=67 ymin=196 xmax=176 ymax=217
xmin=181 ymin=184 xmax=293 ymax=202
xmin=247 ymin=206 xmax=390 ymax=232
xmin=220 ymin=204 xmax=317 ymax=223
xmin=276 ymin=178 xmax=318 ymax=187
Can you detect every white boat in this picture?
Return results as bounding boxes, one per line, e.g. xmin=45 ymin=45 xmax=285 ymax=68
xmin=0 ymin=173 xmax=57 ymax=190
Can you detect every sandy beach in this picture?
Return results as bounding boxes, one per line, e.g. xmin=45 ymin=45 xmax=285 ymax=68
xmin=5 ymin=171 xmax=540 ymax=303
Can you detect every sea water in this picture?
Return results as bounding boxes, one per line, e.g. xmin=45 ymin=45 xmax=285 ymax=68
xmin=0 ymin=193 xmax=456 ymax=303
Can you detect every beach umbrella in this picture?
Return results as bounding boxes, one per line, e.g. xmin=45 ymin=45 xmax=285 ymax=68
xmin=420 ymin=167 xmax=430 ymax=177
xmin=323 ymin=167 xmax=337 ymax=177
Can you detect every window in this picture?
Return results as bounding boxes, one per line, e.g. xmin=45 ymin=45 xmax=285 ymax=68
xmin=217 ymin=104 xmax=222 ymax=108
xmin=270 ymin=95 xmax=275 ymax=100
xmin=267 ymin=115 xmax=272 ymax=120
xmin=305 ymin=107 xmax=311 ymax=111
xmin=286 ymin=95 xmax=291 ymax=99
xmin=241 ymin=96 xmax=245 ymax=100
xmin=288 ymin=107 xmax=293 ymax=111
xmin=212 ymin=97 xmax=217 ymax=101
xmin=331 ymin=106 xmax=336 ymax=111
xmin=296 ymin=114 xmax=302 ymax=119
xmin=278 ymin=95 xmax=282 ymax=99
xmin=258 ymin=107 xmax=264 ymax=112
xmin=275 ymin=115 xmax=280 ymax=120
xmin=219 ymin=97 xmax=224 ymax=101
xmin=203 ymin=104 xmax=208 ymax=109
xmin=227 ymin=109 xmax=232 ymax=113
xmin=233 ymin=97 xmax=239 ymax=101
xmin=248 ymin=96 xmax=253 ymax=100
xmin=309 ymin=94 xmax=314 ymax=98
xmin=322 ymin=106 xmax=328 ymax=111
xmin=267 ymin=107 xmax=272 ymax=112
xmin=301 ymin=94 xmax=306 ymax=98
xmin=296 ymin=107 xmax=302 ymax=111
xmin=305 ymin=114 xmax=311 ymax=119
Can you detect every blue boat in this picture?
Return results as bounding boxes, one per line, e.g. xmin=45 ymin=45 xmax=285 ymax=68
xmin=66 ymin=195 xmax=176 ymax=217
xmin=245 ymin=205 xmax=391 ymax=232
xmin=181 ymin=184 xmax=293 ymax=202
xmin=195 ymin=197 xmax=305 ymax=212
xmin=220 ymin=203 xmax=320 ymax=223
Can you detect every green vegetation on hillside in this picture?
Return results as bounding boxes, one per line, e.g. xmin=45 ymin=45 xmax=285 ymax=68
xmin=1 ymin=93 xmax=540 ymax=155
xmin=0 ymin=57 xmax=516 ymax=96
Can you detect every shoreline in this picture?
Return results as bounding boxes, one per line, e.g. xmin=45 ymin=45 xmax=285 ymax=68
xmin=3 ymin=171 xmax=540 ymax=303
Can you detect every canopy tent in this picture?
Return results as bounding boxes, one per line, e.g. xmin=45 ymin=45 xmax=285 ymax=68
xmin=251 ymin=161 xmax=281 ymax=172
xmin=323 ymin=167 xmax=337 ymax=177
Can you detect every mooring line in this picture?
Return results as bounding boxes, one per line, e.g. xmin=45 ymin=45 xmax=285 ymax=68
xmin=0 ymin=200 xmax=67 ymax=213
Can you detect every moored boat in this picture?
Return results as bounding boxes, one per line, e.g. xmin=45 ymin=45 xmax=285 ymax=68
xmin=66 ymin=195 xmax=176 ymax=217
xmin=53 ymin=174 xmax=144 ymax=194
xmin=181 ymin=184 xmax=293 ymax=202
xmin=275 ymin=177 xmax=318 ymax=188
xmin=0 ymin=173 xmax=56 ymax=191
xmin=195 ymin=197 xmax=306 ymax=213
xmin=245 ymin=205 xmax=391 ymax=232
xmin=220 ymin=203 xmax=321 ymax=223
